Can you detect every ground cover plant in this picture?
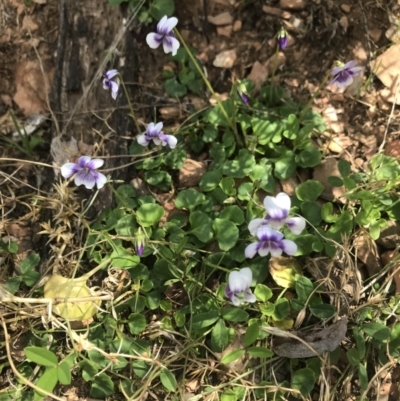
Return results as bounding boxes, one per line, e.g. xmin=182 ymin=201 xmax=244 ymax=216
xmin=2 ymin=0 xmax=400 ymax=400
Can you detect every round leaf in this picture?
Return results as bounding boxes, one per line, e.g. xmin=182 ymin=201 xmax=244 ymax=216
xmin=295 ymin=180 xmax=324 ymax=202
xmin=137 ymin=204 xmax=165 ymax=227
xmin=292 ymin=368 xmax=316 ymax=396
xmin=128 ymin=313 xmax=147 ymax=335
xmin=213 ymin=218 xmax=239 ymax=251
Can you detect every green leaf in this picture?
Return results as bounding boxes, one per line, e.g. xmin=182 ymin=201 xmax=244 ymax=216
xmin=347 ymin=348 xmax=360 ymax=366
xmin=338 ymin=159 xmax=351 ymax=177
xmin=110 ymin=247 xmax=140 ymax=269
xmin=20 ymin=254 xmax=40 ymax=274
xmin=115 ymin=214 xmax=137 ymax=237
xmin=22 ymin=270 xmax=41 ymax=287
xmin=283 ymin=114 xmax=299 ymax=139
xmin=296 ymin=146 xmax=322 ymax=168
xmin=164 ymin=77 xmax=187 ymax=98
xmin=189 ymin=211 xmax=214 ymax=242
xmin=191 ymin=311 xmax=220 ymax=331
xmin=222 ymin=307 xmax=249 ymax=322
xmin=24 ymin=347 xmax=58 ymax=367
xmin=359 ymin=363 xmax=368 ymax=393
xmin=222 ymin=149 xmax=255 ymax=178
xmin=247 ymin=347 xmax=274 ymax=358
xmin=295 ymin=276 xmax=314 ymax=302
xmin=272 ymin=298 xmax=290 ymax=321
xmin=274 ymin=150 xmax=296 ymax=180
xmin=206 ymin=100 xmax=233 ymax=127
xmin=137 ymin=203 xmax=164 ymax=227
xmin=57 ymin=361 xmax=72 ymax=385
xmin=354 ymin=328 xmax=366 ymax=359
xmin=163 ymin=148 xmax=187 ymax=169
xmin=175 ymin=189 xmax=206 ymax=211
xmin=160 ymin=368 xmax=177 ymax=392
xmin=362 ymin=322 xmax=391 ymax=342
xmin=296 ymin=180 xmax=324 ymax=201
xmin=34 ymin=367 xmax=58 ymax=401
xmin=203 ymin=125 xmax=219 ymax=143
xmin=237 ymin=182 xmax=254 ymax=201
xmin=321 ymin=202 xmax=338 ymax=223
xmin=144 ymin=170 xmax=171 ymax=191
xmin=211 ymin=319 xmax=229 ymax=352
xmin=309 ymin=303 xmax=336 ymax=319
xmin=213 ymin=218 xmax=239 ymax=251
xmin=128 ymin=313 xmax=147 ymax=335
xmin=91 ymin=373 xmax=114 ymax=398
xmin=79 ymin=360 xmax=98 ymax=381
xmin=116 ymin=184 xmax=137 ymax=209
xmin=199 ymin=170 xmax=222 ymax=192
xmin=254 ymin=284 xmax=273 ymax=302
xmin=327 ymin=176 xmax=344 ymax=187
xmin=244 ymin=322 xmax=260 ymax=347
xmin=221 ymin=349 xmax=245 ymax=364
xmin=343 ymin=177 xmax=356 ymax=190
xmin=220 ymin=177 xmax=236 ymax=196
xmin=292 ymin=368 xmax=316 ymax=397
xmin=220 ymin=206 xmax=244 ymax=225
xmin=251 ymin=117 xmax=283 ymax=145
xmin=300 ymin=201 xmax=322 ymax=226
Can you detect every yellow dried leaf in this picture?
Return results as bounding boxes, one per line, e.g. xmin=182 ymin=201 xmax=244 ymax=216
xmin=269 ymin=256 xmax=302 ymax=288
xmin=44 ymin=274 xmax=100 ymax=321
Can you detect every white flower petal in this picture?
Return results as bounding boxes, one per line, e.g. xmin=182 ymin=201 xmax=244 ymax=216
xmin=154 ymin=121 xmax=163 ymax=134
xmin=238 ymin=267 xmax=253 ymax=288
xmin=162 ymin=36 xmax=180 ymax=56
xmin=244 ymin=291 xmax=256 ymax=303
xmin=162 ymin=17 xmax=178 ymax=33
xmin=105 ymin=69 xmax=118 ymax=80
xmin=157 ymin=15 xmax=168 ymax=32
xmin=87 ymin=158 xmax=104 ymax=170
xmin=286 ymin=217 xmax=306 ymax=235
xmin=228 ymin=271 xmax=245 ymax=293
xmin=258 ymin=244 xmax=273 ymax=257
xmin=61 ymin=162 xmax=80 ymax=179
xmin=94 ymin=172 xmax=107 ymax=189
xmin=74 ymin=170 xmax=96 ymax=189
xmin=146 ymin=32 xmax=163 ymax=49
xmin=230 ymin=295 xmax=241 ymax=306
xmin=110 ymin=81 xmax=119 ymax=100
xmin=245 ymin=242 xmax=259 ymax=259
xmin=263 ymin=193 xmax=290 ymax=220
xmin=137 ymin=135 xmax=150 ymax=146
xmin=160 ymin=134 xmax=177 ymax=149
xmin=281 ymin=239 xmax=297 ymax=255
xmin=269 ymin=246 xmax=283 ymax=257
xmin=248 ymin=218 xmax=264 ymax=236
xmin=344 ymin=60 xmax=356 ymax=69
xmin=153 ymin=138 xmax=162 ymax=146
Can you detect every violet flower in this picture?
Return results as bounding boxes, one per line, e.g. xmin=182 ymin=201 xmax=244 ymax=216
xmin=245 ymin=225 xmax=297 ymax=258
xmin=102 ymin=69 xmax=120 ymax=100
xmin=236 ymin=81 xmax=250 ymax=105
xmin=61 ymin=156 xmax=107 ymax=190
xmin=225 ymin=267 xmax=256 ymax=306
xmin=248 ymin=193 xmax=306 ymax=236
xmin=146 ymin=16 xmax=180 ymax=56
xmin=137 ymin=122 xmax=177 ymax=149
xmin=277 ymin=27 xmax=288 ymax=50
xmin=135 ymin=230 xmax=146 ymax=257
xmin=329 ymin=60 xmax=363 ymax=88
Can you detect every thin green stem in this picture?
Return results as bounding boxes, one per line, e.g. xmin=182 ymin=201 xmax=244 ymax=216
xmin=174 ymin=29 xmax=243 ymax=148
xmin=119 ymin=77 xmax=141 ymax=135
xmin=269 ymin=45 xmax=280 ymax=104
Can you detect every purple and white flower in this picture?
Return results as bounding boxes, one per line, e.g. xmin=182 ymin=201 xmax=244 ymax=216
xmin=248 ymin=193 xmax=306 ymax=236
xmin=277 ymin=27 xmax=288 ymax=50
xmin=237 ymin=81 xmax=250 ymax=105
xmin=135 ymin=230 xmax=146 ymax=257
xmin=329 ymin=60 xmax=363 ymax=88
xmin=146 ymin=16 xmax=180 ymax=56
xmin=137 ymin=122 xmax=177 ymax=149
xmin=102 ymin=69 xmax=120 ymax=100
xmin=61 ymin=156 xmax=107 ymax=190
xmin=245 ymin=225 xmax=297 ymax=258
xmin=225 ymin=267 xmax=256 ymax=306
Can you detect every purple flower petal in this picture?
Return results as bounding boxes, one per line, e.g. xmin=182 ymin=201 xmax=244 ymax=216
xmin=158 ymin=16 xmax=178 ymax=34
xmin=248 ymin=218 xmax=264 ymax=236
xmin=61 ymin=162 xmax=81 ymax=179
xmin=159 ymin=133 xmax=177 ymax=149
xmin=245 ymin=242 xmax=259 ymax=259
xmin=77 ymin=156 xmax=92 ymax=168
xmin=162 ymin=35 xmax=180 ymax=56
xmin=137 ymin=134 xmax=151 ymax=146
xmin=263 ymin=192 xmax=290 ymax=220
xmin=157 ymin=15 xmax=169 ymax=33
xmin=286 ymin=217 xmax=306 ymax=235
xmin=109 ymin=81 xmax=119 ymax=100
xmin=87 ymin=158 xmax=104 ymax=170
xmin=146 ymin=32 xmax=163 ymax=49
xmin=105 ymin=69 xmax=118 ymax=80
xmin=257 ymin=226 xmax=284 ymax=242
xmin=92 ymin=171 xmax=107 ymax=189
xmin=244 ymin=291 xmax=256 ymax=303
xmin=74 ymin=169 xmax=96 ymax=189
xmin=344 ymin=60 xmax=357 ymax=69
xmin=152 ymin=138 xmax=162 ymax=146
xmin=281 ymin=239 xmax=297 ymax=255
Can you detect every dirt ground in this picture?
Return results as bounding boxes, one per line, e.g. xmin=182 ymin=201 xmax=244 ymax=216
xmin=1 ymin=0 xmax=400 ymax=399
